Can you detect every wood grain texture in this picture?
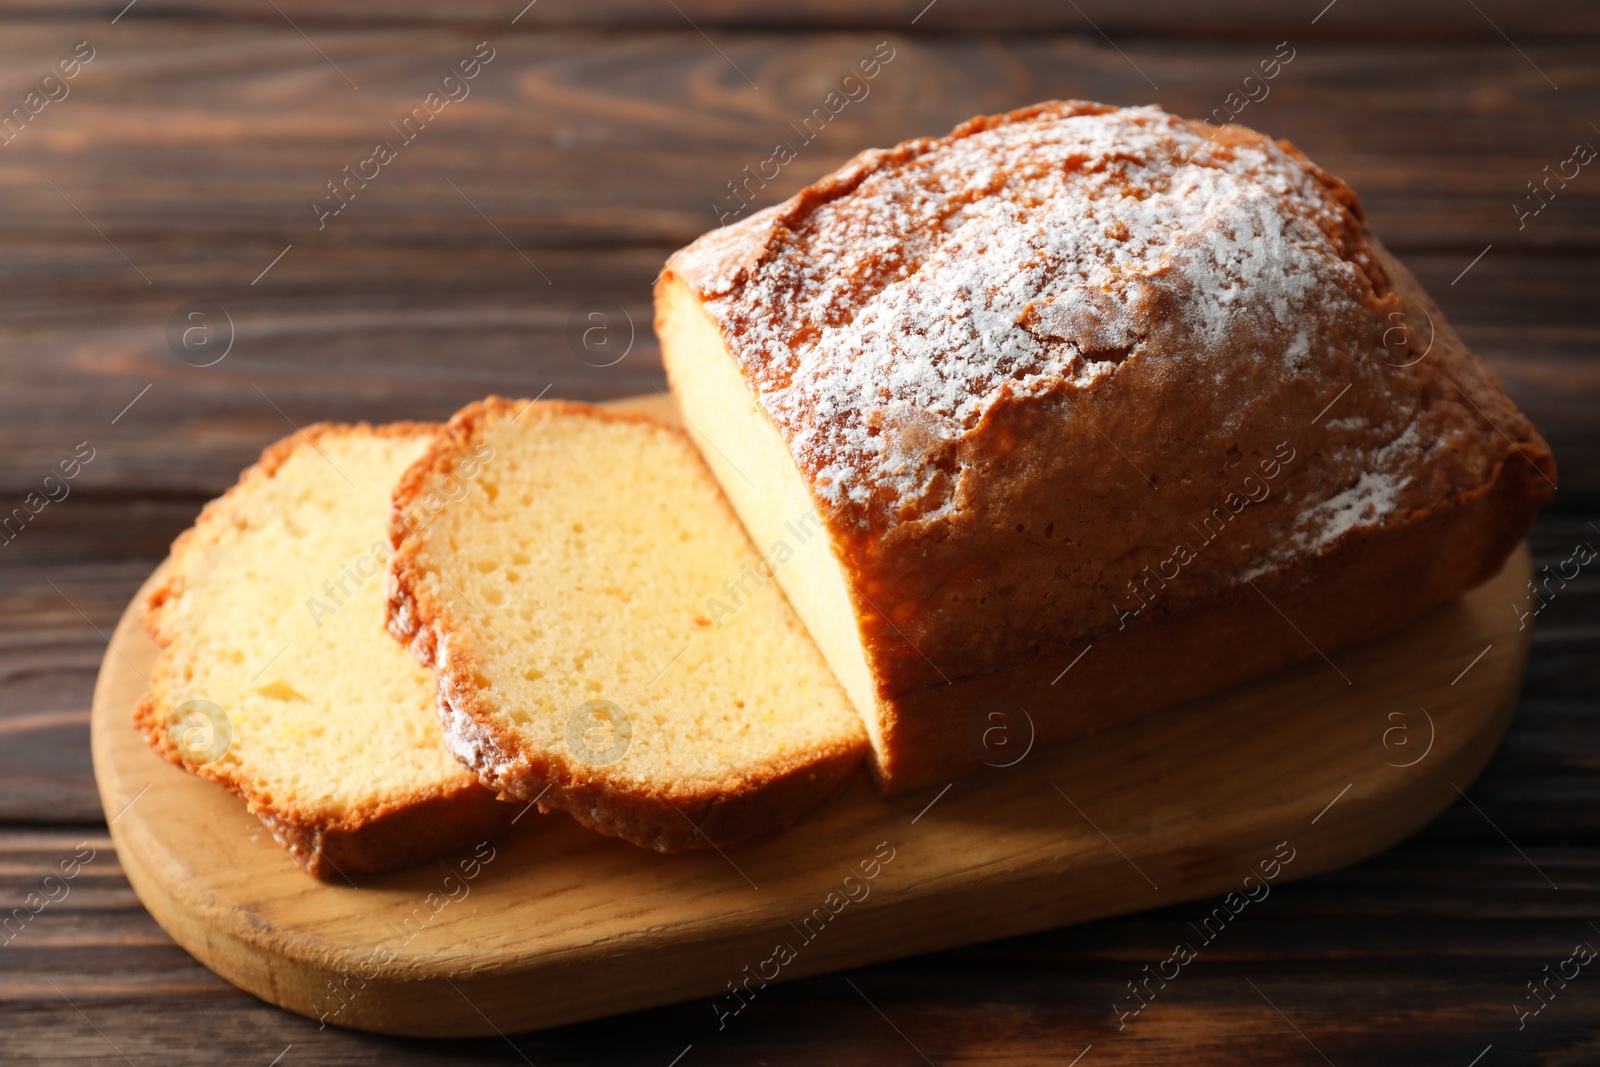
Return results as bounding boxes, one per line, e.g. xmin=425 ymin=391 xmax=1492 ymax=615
xmin=3 ymin=4 xmax=1598 ymax=1064
xmin=6 ymin=832 xmax=1600 ymax=1067
xmin=90 ymin=524 xmax=1533 ymax=1036
xmin=1 ymin=0 xmax=1598 ymax=36
xmin=0 ymin=28 xmax=1593 ymax=251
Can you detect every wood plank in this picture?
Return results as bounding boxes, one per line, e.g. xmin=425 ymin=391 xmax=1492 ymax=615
xmin=0 ymin=30 xmax=1593 ymax=257
xmin=4 ymin=825 xmax=1600 ymax=1063
xmin=0 ymin=0 xmax=1595 ymax=36
xmin=0 ymin=564 xmax=149 ymax=823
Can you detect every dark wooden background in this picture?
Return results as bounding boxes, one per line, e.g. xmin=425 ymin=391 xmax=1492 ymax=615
xmin=3 ymin=1 xmax=1598 ymax=1063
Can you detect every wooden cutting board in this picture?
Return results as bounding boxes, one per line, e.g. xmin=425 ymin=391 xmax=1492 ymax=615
xmin=90 ymin=404 xmax=1533 ymax=1037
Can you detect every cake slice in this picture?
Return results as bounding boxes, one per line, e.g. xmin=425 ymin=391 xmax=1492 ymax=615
xmin=656 ymin=99 xmax=1557 ymax=793
xmin=137 ymin=423 xmax=518 ymax=879
xmin=386 ymin=399 xmax=868 ymax=851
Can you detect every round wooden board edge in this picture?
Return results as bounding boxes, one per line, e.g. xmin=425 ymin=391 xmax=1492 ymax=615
xmin=88 ymin=464 xmax=1535 ymax=1037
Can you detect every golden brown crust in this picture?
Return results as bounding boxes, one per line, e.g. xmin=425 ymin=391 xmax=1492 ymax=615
xmin=135 ymin=422 xmax=518 ymax=880
xmin=386 ymin=398 xmax=866 ymax=851
xmin=249 ymin=781 xmax=517 ymax=881
xmin=661 ymin=99 xmax=1556 ymax=791
xmin=878 ymin=420 xmax=1549 ymax=792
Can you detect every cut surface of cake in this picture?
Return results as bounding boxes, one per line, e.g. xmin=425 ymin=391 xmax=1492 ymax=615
xmin=656 ymin=99 xmax=1556 ymax=792
xmin=137 ymin=424 xmax=517 ymax=878
xmin=386 ymin=399 xmax=868 ymax=851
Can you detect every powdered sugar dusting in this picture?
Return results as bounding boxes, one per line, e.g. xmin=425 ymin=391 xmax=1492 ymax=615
xmin=1291 ymin=422 xmax=1421 ymax=553
xmin=672 ymin=101 xmax=1403 ymax=548
xmin=1236 ymin=418 xmax=1424 ymax=583
xmin=1300 ymin=469 xmax=1410 ymax=548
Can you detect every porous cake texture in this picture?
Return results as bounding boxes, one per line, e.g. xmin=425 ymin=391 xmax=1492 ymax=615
xmin=138 ymin=424 xmax=517 ymax=878
xmin=387 ymin=400 xmax=868 ymax=850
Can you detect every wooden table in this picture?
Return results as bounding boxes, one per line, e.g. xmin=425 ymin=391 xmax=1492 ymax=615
xmin=2 ymin=2 xmax=1596 ymax=1063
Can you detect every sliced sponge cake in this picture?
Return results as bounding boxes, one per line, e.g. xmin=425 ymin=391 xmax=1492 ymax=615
xmin=387 ymin=399 xmax=868 ymax=851
xmin=137 ymin=423 xmax=518 ymax=879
